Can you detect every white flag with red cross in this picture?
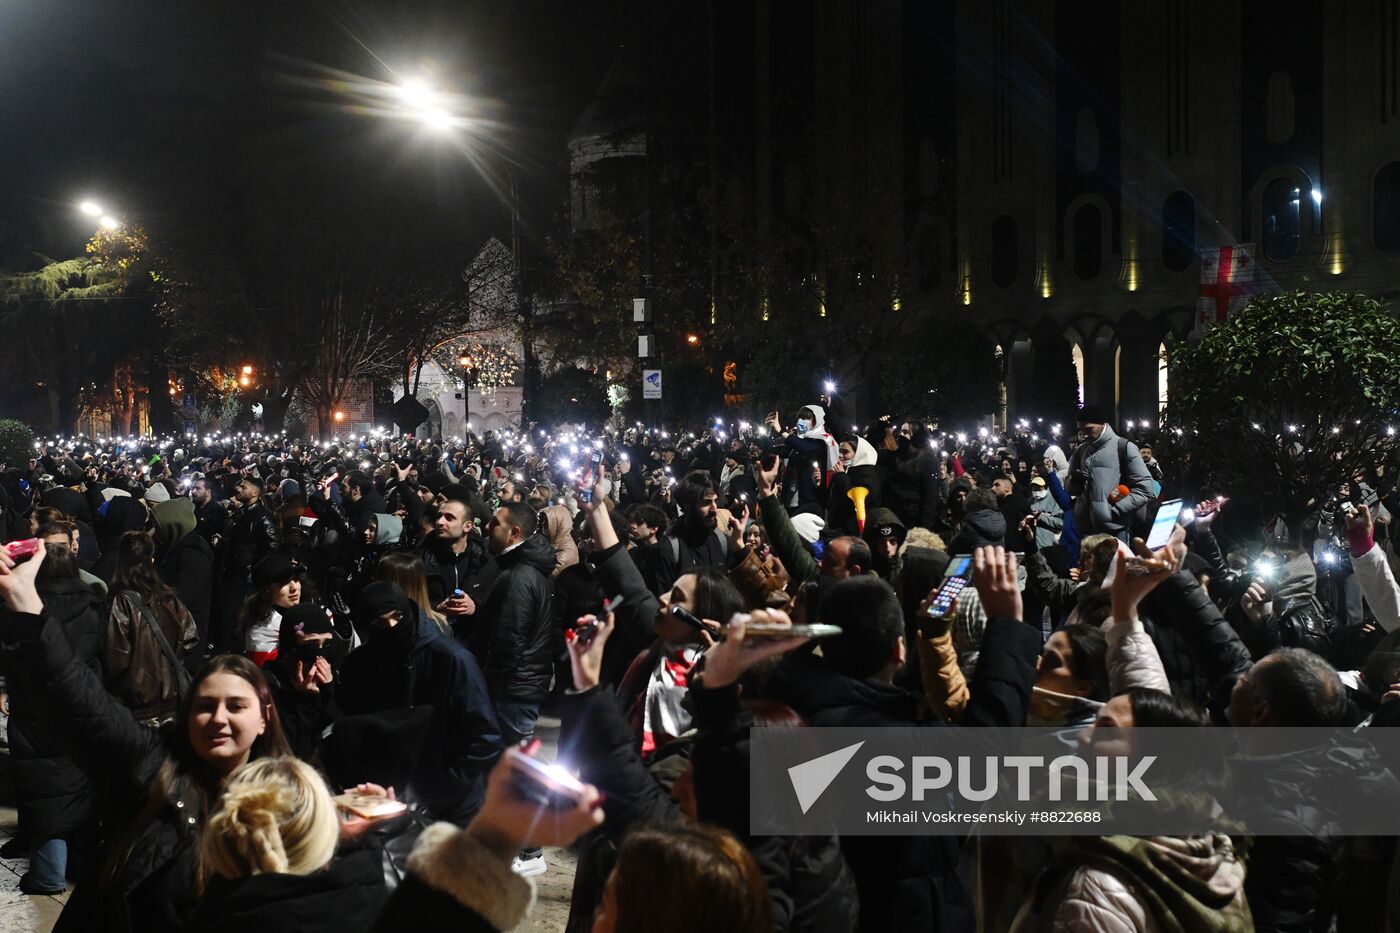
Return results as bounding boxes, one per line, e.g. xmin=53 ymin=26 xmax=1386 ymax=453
xmin=1196 ymin=244 xmax=1255 ymax=334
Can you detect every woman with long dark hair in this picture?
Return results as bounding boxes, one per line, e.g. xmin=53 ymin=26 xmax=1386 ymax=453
xmin=105 ymin=531 xmax=199 ymax=724
xmin=0 ymin=539 xmax=295 ymax=932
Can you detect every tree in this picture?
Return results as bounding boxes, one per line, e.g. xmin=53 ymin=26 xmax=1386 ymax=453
xmin=877 ymin=319 xmax=1002 ymax=424
xmin=533 ymin=367 xmax=611 ymax=427
xmin=0 ymin=227 xmax=156 ymax=434
xmin=1161 ymin=291 xmax=1400 ymax=539
xmin=0 ymin=420 xmax=35 ymax=469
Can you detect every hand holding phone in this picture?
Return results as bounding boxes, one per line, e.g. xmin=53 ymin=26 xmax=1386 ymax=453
xmin=466 ymin=748 xmax=603 ymax=858
xmin=926 ymin=555 xmax=973 ymax=620
xmin=565 ymin=603 xmax=618 ymax=691
xmin=1144 ymin=499 xmax=1184 ymax=551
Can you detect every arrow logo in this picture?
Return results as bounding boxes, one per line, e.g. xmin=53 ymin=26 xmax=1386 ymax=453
xmin=788 ymin=741 xmax=865 ymax=814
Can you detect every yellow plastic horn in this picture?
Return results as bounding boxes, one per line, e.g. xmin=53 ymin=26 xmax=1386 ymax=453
xmin=847 ymin=485 xmax=870 ymax=534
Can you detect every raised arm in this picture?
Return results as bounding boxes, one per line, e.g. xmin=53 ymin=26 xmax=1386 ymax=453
xmin=0 ymin=544 xmax=164 ymax=806
xmin=755 ymin=456 xmax=819 ymax=585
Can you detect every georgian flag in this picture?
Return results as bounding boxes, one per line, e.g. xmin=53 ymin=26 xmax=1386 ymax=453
xmin=1196 ymin=245 xmax=1256 ymax=333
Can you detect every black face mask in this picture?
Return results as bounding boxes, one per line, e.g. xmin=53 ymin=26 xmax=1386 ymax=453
xmin=365 ymin=611 xmax=416 ymax=651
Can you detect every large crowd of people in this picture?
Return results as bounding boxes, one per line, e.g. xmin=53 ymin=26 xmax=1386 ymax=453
xmin=0 ymin=397 xmax=1395 ymax=932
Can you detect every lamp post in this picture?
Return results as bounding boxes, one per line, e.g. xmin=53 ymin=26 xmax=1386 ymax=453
xmin=387 ymin=76 xmax=530 ymax=427
xmin=459 ymin=353 xmax=473 ymax=433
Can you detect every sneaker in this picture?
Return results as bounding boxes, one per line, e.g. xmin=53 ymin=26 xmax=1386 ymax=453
xmin=19 ymin=873 xmax=64 ymax=896
xmin=511 ymin=852 xmax=547 ymax=877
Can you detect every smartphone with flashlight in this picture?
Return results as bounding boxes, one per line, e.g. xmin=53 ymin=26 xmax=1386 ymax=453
xmin=1145 ymin=499 xmax=1184 ymax=551
xmin=926 ymin=555 xmax=974 ymax=619
xmin=508 ymin=751 xmax=591 ymax=810
xmin=333 ymin=793 xmax=408 ymax=821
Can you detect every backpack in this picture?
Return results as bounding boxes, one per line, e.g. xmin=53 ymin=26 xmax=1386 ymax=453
xmin=668 ymin=527 xmax=730 ymax=568
xmin=1115 ymin=437 xmax=1158 ymax=540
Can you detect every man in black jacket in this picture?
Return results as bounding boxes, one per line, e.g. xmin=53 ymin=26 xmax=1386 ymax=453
xmin=338 ymin=581 xmax=501 ymax=825
xmin=189 ymin=476 xmax=228 ymax=546
xmin=212 ymin=474 xmax=280 ymax=653
xmin=419 ymin=497 xmax=494 ymax=620
xmin=226 ymin=475 xmax=281 ymax=582
xmin=1225 ymin=647 xmax=1398 ymax=932
xmin=474 ymin=502 xmax=555 ymax=875
xmin=475 ymin=504 xmax=554 ymax=742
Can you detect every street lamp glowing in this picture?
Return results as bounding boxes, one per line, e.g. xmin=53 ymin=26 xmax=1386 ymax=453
xmin=334 ymin=411 xmax=346 ymax=423
xmin=78 ymin=201 xmax=104 ymax=217
xmin=424 ymin=108 xmax=456 ymax=132
xmin=98 ymin=215 xmax=120 ymax=230
xmin=686 ymin=334 xmax=700 ymax=345
xmin=397 ymin=80 xmax=434 ymax=107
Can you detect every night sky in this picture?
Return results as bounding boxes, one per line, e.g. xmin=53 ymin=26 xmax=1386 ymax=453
xmin=0 ymin=0 xmax=624 ymax=268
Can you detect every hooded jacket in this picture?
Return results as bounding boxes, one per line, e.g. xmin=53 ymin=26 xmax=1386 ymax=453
xmin=1014 ymin=834 xmax=1250 ymax=933
xmin=154 ymin=498 xmax=214 ymax=645
xmin=338 ymin=613 xmax=502 ymax=824
xmin=372 ymin=512 xmax=404 ymax=546
xmin=469 ymin=532 xmax=556 ymax=703
xmin=782 ymin=404 xmax=840 ymax=514
xmin=827 ymin=439 xmax=882 ymax=536
xmin=541 ymin=504 xmax=579 ymax=577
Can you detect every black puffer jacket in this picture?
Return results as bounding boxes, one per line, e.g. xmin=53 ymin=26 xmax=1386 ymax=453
xmin=1232 ymin=735 xmax=1400 ymax=933
xmin=7 ymin=576 xmax=104 ymax=839
xmin=469 ymin=533 xmax=555 ymax=703
xmin=0 ymin=608 xmax=204 ymax=933
xmin=1139 ymin=570 xmax=1253 ymax=708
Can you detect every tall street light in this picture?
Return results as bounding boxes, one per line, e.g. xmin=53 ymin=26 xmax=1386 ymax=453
xmin=77 ymin=199 xmax=122 ymax=231
xmin=389 ymin=75 xmax=529 ymax=426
